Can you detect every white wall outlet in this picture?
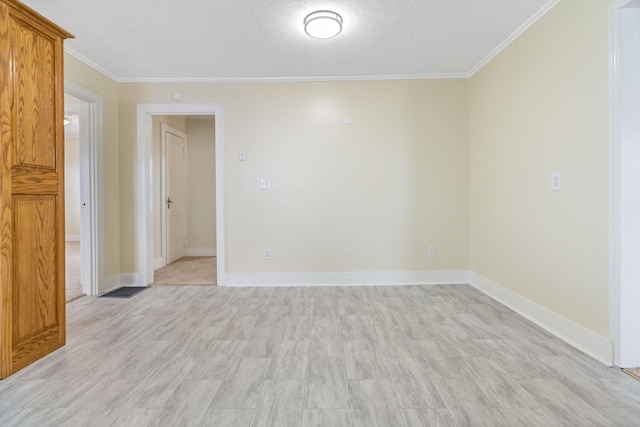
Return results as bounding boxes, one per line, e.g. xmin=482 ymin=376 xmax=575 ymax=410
xmin=260 ymin=178 xmax=271 ymax=189
xmin=264 ymin=249 xmax=271 ymax=260
xmin=239 ymin=149 xmax=247 ymax=161
xmin=428 ymin=246 xmax=436 ymax=257
xmin=551 ymin=171 xmax=562 ymax=191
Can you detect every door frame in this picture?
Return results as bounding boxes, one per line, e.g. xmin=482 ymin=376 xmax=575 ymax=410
xmin=64 ymin=81 xmax=104 ymax=296
xmin=609 ymin=0 xmax=640 ymax=367
xmin=136 ymin=104 xmax=224 ymax=286
xmin=161 ymin=123 xmax=188 ymax=266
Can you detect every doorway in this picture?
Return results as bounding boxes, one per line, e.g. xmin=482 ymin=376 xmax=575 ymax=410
xmin=63 ymin=95 xmax=83 ymax=300
xmin=63 ymin=82 xmax=103 ymax=297
xmin=136 ymin=104 xmax=224 ymax=286
xmin=610 ymin=0 xmax=640 ymax=367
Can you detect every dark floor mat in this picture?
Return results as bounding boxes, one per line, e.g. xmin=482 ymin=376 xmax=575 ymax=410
xmin=99 ymin=286 xmax=149 ymax=298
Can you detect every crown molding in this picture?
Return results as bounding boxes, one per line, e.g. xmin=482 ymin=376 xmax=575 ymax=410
xmin=64 ymin=47 xmax=122 ymax=82
xmin=116 ymin=73 xmax=469 ymax=84
xmin=467 ymin=0 xmax=560 ymax=77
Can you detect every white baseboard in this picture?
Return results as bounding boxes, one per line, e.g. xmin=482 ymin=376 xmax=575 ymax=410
xmin=220 ymin=270 xmax=469 ymax=287
xmin=119 ymin=273 xmax=141 ymax=286
xmin=186 ymin=247 xmax=217 ymax=257
xmin=102 ymin=275 xmax=122 ymax=295
xmin=101 ymin=273 xmax=144 ymax=295
xmin=469 ymin=271 xmax=614 ymax=366
xmin=66 ymin=234 xmax=81 ymax=242
xmin=154 ymin=257 xmax=165 ymax=270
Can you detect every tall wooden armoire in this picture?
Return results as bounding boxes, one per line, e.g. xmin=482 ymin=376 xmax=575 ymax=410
xmin=0 ymin=0 xmax=72 ymax=379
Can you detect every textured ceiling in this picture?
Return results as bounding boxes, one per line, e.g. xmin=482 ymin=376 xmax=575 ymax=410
xmin=23 ymin=0 xmax=556 ymax=82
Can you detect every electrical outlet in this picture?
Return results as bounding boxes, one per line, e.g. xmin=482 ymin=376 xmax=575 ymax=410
xmin=428 ymin=246 xmax=436 ymax=257
xmin=264 ymin=249 xmax=271 ymax=260
xmin=260 ymin=178 xmax=271 ymax=189
xmin=551 ymin=171 xmax=562 ymax=191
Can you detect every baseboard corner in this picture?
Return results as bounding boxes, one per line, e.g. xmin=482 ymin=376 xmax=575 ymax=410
xmin=469 ymin=271 xmax=614 ymax=365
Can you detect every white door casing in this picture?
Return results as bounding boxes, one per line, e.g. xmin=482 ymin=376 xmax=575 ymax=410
xmin=610 ymin=0 xmax=640 ymax=367
xmin=164 ymin=125 xmax=187 ymax=264
xmin=64 ymin=81 xmax=104 ymax=296
xmin=136 ymin=103 xmax=224 ymax=286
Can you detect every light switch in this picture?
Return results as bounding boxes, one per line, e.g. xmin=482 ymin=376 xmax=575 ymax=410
xmin=239 ymin=149 xmax=247 ymax=161
xmin=551 ymin=171 xmax=562 ymax=191
xmin=260 ymin=178 xmax=271 ymax=189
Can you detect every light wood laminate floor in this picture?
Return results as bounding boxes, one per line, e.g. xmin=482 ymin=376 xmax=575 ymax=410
xmin=1 ymin=284 xmax=639 ymax=426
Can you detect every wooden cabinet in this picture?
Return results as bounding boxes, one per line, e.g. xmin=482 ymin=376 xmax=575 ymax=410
xmin=0 ymin=0 xmax=72 ymax=379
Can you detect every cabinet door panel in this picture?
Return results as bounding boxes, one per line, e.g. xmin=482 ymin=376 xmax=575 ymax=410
xmin=12 ymin=18 xmax=56 ymax=169
xmin=12 ymin=196 xmax=59 ymax=343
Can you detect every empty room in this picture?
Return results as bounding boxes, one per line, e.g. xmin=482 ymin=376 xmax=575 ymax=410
xmin=1 ymin=0 xmax=640 ymax=426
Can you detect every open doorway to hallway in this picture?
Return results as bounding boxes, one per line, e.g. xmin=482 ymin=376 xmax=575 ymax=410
xmin=64 ymin=94 xmax=85 ymax=301
xmin=151 ymin=116 xmax=217 ymax=286
xmin=136 ymin=103 xmax=224 ymax=287
xmin=64 ymin=81 xmax=104 ymax=298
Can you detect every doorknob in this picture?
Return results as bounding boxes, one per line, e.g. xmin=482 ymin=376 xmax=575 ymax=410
xmin=167 ymin=196 xmax=173 ymax=209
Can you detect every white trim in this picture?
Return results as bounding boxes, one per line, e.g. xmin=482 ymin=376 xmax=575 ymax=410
xmin=64 ymin=81 xmax=104 ymax=297
xmin=610 ymin=0 xmax=625 ymax=370
xmin=222 ymin=270 xmax=469 ymax=287
xmin=467 ymin=0 xmax=561 ymax=76
xmin=470 ymin=272 xmax=614 ymax=366
xmin=64 ymin=45 xmax=470 ymax=83
xmin=64 ymin=47 xmax=121 ymax=83
xmin=117 ymin=73 xmax=469 ymax=84
xmin=609 ymin=0 xmax=640 ymax=367
xmin=154 ymin=257 xmax=165 ymax=270
xmin=101 ymin=274 xmax=143 ymax=295
xmin=65 ymin=234 xmax=81 ymax=242
xmin=102 ymin=275 xmax=122 ymax=295
xmin=186 ymin=247 xmax=217 ymax=257
xmin=136 ymin=104 xmax=225 ymax=286
xmin=119 ymin=273 xmax=141 ymax=286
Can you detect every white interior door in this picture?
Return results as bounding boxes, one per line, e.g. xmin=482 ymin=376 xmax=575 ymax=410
xmin=165 ymin=127 xmax=187 ymax=264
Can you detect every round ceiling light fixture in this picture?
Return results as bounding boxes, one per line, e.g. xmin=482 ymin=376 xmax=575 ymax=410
xmin=304 ymin=10 xmax=343 ymax=39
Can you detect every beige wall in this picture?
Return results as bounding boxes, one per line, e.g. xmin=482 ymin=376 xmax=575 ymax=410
xmin=469 ymin=0 xmax=611 ymax=337
xmin=119 ymin=79 xmax=470 ymax=274
xmin=64 ymin=54 xmax=121 ymax=287
xmin=62 ymin=0 xmax=615 ymax=346
xmin=64 ymin=136 xmax=81 ymax=237
xmin=185 ymin=118 xmax=216 ymax=253
xmin=152 ymin=116 xmax=187 ymax=260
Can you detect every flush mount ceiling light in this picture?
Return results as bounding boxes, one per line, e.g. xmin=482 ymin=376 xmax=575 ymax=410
xmin=304 ymin=10 xmax=343 ymax=39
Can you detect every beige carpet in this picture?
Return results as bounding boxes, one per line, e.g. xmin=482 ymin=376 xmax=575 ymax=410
xmin=153 ymin=256 xmax=217 ymax=285
xmin=66 ymin=241 xmax=84 ymax=301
